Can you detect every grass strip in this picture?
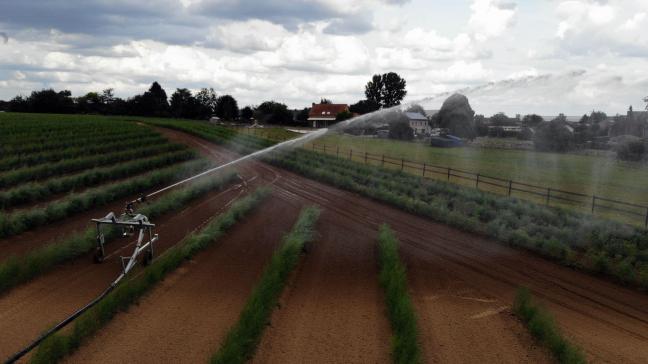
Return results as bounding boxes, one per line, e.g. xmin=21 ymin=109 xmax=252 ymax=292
xmin=513 ymin=288 xmax=587 ymax=364
xmin=29 ymin=187 xmax=272 ymax=364
xmin=377 ymin=224 xmax=422 ymax=364
xmin=0 ymin=158 xmax=210 ymax=239
xmin=0 ymin=170 xmax=239 ymax=295
xmin=211 ymin=205 xmax=321 ymax=364
xmin=0 ymin=149 xmax=196 ymax=209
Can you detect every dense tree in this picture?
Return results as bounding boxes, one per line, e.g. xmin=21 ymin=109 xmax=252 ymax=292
xmin=533 ymin=117 xmax=575 ymax=152
xmin=644 ymin=96 xmax=648 ymax=110
xmin=195 ymin=88 xmax=218 ymax=118
xmin=522 ymin=114 xmax=544 ymax=126
xmin=430 ymin=94 xmax=475 ymax=139
xmin=215 ymin=94 xmax=239 ymax=120
xmin=130 ymin=82 xmax=170 ymax=117
xmin=240 ymin=106 xmax=254 ymax=121
xmin=320 ymin=98 xmax=332 ymax=104
xmin=76 ymin=92 xmax=102 ymax=114
xmin=349 ymin=99 xmax=379 ymax=114
xmin=387 ymin=111 xmax=414 ymax=141
xmin=474 ymin=114 xmax=488 ymax=136
xmin=295 ymin=107 xmax=310 ymax=123
xmin=406 ymin=104 xmax=426 ymax=116
xmin=8 ymin=95 xmax=29 ymax=112
xmin=254 ymin=101 xmax=292 ymax=124
xmin=335 ymin=110 xmax=353 ymax=122
xmin=18 ymin=89 xmax=76 ymax=114
xmin=490 ymin=112 xmax=515 ymax=126
xmin=170 ymin=88 xmax=198 ymax=119
xmin=364 ymin=72 xmax=407 ymax=108
xmin=589 ymin=111 xmax=607 ymax=123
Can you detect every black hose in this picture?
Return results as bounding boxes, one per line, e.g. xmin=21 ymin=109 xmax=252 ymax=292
xmin=4 ymin=274 xmax=124 ymax=364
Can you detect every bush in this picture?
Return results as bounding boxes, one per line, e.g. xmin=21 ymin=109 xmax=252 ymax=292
xmin=513 ymin=288 xmax=586 ymax=364
xmin=615 ymin=139 xmax=646 ymax=161
xmin=378 ymin=225 xmax=421 ymax=364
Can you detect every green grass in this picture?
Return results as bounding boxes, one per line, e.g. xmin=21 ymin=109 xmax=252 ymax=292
xmin=28 ymin=187 xmax=272 ymax=364
xmin=211 ymin=206 xmax=321 ymax=364
xmin=266 ymin=148 xmax=648 ymax=290
xmin=307 ymin=133 xmax=648 ymax=208
xmin=377 ymin=225 xmax=421 ymax=364
xmin=0 ymin=171 xmax=239 ymax=295
xmin=226 ymin=126 xmax=300 ymax=142
xmin=513 ymin=288 xmax=587 ymax=364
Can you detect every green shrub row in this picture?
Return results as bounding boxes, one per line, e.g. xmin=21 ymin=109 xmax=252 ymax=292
xmin=0 ymin=159 xmax=211 ymax=239
xmin=266 ymin=149 xmax=648 ymax=290
xmin=0 ymin=133 xmax=166 ymax=171
xmin=1 ymin=128 xmax=153 ymax=155
xmin=0 ymin=170 xmax=239 ymax=295
xmin=377 ymin=225 xmax=421 ymax=364
xmin=0 ymin=149 xmax=196 ymax=210
xmin=0 ymin=142 xmax=188 ymax=188
xmin=28 ymin=187 xmax=272 ymax=364
xmin=513 ymin=288 xmax=587 ymax=364
xmin=211 ymin=206 xmax=321 ymax=364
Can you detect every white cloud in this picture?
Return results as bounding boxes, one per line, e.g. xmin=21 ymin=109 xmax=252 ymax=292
xmin=468 ymin=0 xmax=517 ymax=41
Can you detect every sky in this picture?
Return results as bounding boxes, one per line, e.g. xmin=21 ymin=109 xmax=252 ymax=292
xmin=0 ymin=0 xmax=647 ymax=115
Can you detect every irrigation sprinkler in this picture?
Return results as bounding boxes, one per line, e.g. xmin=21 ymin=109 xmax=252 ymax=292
xmin=91 ymin=210 xmax=158 ymax=267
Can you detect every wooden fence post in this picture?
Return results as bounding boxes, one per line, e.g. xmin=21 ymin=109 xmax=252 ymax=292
xmin=349 ymin=149 xmax=352 ymax=160
xmin=365 ymin=152 xmax=368 ymax=164
xmin=507 ymin=180 xmax=512 ymax=196
xmin=591 ymin=196 xmax=596 ymax=214
xmin=401 ymin=158 xmax=404 ymax=171
xmin=381 ymin=154 xmax=385 ymax=167
xmin=447 ymin=167 xmax=451 ymax=181
xmin=645 ymin=207 xmax=648 ymax=228
xmin=422 ymin=163 xmax=426 ymax=177
xmin=476 ymin=174 xmax=480 ymax=188
xmin=546 ymin=188 xmax=551 ymax=205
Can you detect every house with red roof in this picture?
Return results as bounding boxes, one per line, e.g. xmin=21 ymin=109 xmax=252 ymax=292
xmin=308 ymin=103 xmax=349 ymax=128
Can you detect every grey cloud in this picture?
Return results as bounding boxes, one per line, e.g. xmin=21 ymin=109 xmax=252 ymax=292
xmin=323 ymin=16 xmax=373 ymax=35
xmin=0 ymin=32 xmax=7 ymax=44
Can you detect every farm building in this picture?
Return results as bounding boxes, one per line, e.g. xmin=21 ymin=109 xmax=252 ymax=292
xmin=405 ymin=112 xmax=430 ymax=135
xmin=308 ymin=103 xmax=349 ymax=128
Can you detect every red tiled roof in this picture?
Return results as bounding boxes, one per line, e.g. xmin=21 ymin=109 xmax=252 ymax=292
xmin=308 ymin=103 xmax=349 ymax=120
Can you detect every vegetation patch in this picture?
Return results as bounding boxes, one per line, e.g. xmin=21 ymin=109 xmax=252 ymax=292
xmin=377 ymin=224 xmax=421 ymax=364
xmin=211 ymin=206 xmax=321 ymax=364
xmin=0 ymin=171 xmax=239 ymax=295
xmin=0 ymin=159 xmax=211 ymax=239
xmin=267 ymin=149 xmax=648 ymax=290
xmin=29 ymin=187 xmax=272 ymax=364
xmin=513 ymin=288 xmax=587 ymax=364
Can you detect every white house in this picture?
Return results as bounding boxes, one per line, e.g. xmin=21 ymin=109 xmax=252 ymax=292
xmin=405 ymin=112 xmax=429 ymax=135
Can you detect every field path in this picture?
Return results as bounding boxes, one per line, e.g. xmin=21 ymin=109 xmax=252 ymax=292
xmin=251 ymin=207 xmax=392 ymax=364
xmin=64 ymin=195 xmax=301 ymax=364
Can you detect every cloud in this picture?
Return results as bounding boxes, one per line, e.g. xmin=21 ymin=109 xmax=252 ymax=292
xmin=468 ymin=0 xmax=517 ymax=41
xmin=0 ymin=32 xmax=7 ymax=44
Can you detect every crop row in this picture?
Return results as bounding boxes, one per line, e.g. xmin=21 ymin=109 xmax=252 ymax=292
xmin=0 ymin=170 xmax=240 ymax=295
xmin=0 ymin=159 xmax=211 ymax=239
xmin=0 ymin=149 xmax=196 ymax=210
xmin=377 ymin=225 xmax=421 ymax=364
xmin=212 ymin=206 xmax=321 ymax=364
xmin=1 ymin=124 xmax=142 ymax=146
xmin=0 ymin=133 xmax=166 ymax=171
xmin=514 ymin=288 xmax=586 ymax=364
xmin=266 ymin=148 xmax=648 ymax=290
xmin=30 ymin=187 xmax=271 ymax=364
xmin=0 ymin=142 xmax=188 ymax=189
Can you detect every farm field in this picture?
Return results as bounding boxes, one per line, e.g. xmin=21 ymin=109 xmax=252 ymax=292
xmin=1 ymin=114 xmax=647 ymax=363
xmin=306 ymin=133 xmax=648 ymax=208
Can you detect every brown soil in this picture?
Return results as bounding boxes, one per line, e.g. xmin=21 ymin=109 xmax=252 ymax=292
xmin=0 ymin=181 xmax=251 ymax=359
xmin=2 ymin=127 xmax=647 ymax=363
xmin=64 ymin=195 xmax=301 ymax=364
xmin=251 ymin=208 xmax=392 ymax=364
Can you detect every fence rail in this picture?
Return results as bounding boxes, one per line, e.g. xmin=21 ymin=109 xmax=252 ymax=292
xmin=306 ymin=142 xmax=648 ymax=228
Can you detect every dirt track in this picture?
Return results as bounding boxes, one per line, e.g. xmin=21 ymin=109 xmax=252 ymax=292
xmin=64 ymin=195 xmax=300 ymax=363
xmin=2 ymin=127 xmax=648 ymax=363
xmin=252 ymin=208 xmax=392 ymax=364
